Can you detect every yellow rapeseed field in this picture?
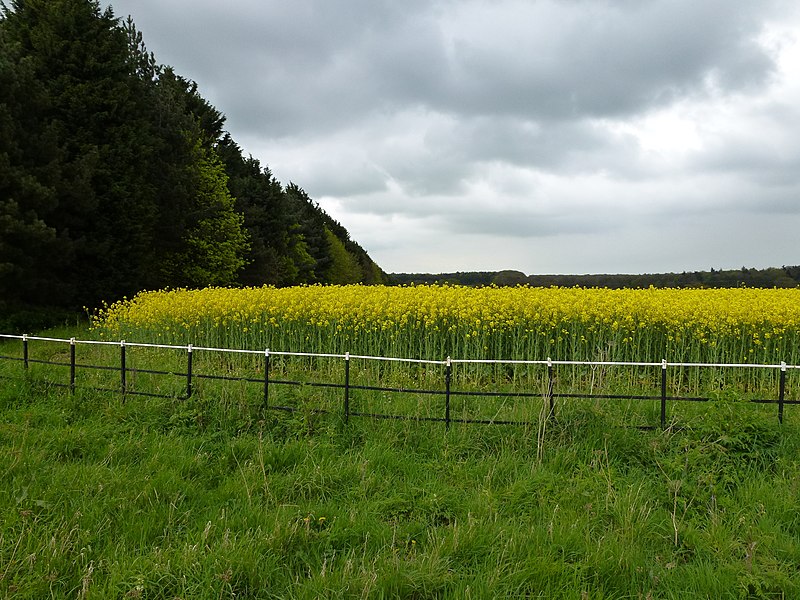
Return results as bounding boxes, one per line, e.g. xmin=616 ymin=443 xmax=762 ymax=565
xmin=92 ymin=285 xmax=800 ymax=365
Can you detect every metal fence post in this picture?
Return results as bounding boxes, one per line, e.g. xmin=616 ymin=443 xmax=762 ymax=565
xmin=69 ymin=337 xmax=76 ymax=395
xmin=120 ymin=340 xmax=127 ymax=402
xmin=661 ymin=359 xmax=667 ymax=429
xmin=547 ymin=357 xmax=554 ymax=417
xmin=779 ymin=361 xmax=787 ymax=424
xmin=186 ymin=344 xmax=193 ymax=399
xmin=22 ymin=334 xmax=29 ymax=371
xmin=344 ymin=352 xmax=350 ymax=423
xmin=263 ymin=348 xmax=270 ymax=412
xmin=445 ymin=356 xmax=452 ymax=430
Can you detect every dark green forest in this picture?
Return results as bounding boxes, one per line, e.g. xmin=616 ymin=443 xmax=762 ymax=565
xmin=0 ymin=0 xmax=385 ymax=328
xmin=391 ymin=266 xmax=800 ymax=288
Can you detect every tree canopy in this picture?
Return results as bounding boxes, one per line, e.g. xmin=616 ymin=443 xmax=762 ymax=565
xmin=0 ymin=0 xmax=385 ymax=324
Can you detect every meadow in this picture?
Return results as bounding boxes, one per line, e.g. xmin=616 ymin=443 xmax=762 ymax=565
xmin=2 ymin=285 xmax=800 ymax=598
xmin=1 ymin=360 xmax=798 ymax=599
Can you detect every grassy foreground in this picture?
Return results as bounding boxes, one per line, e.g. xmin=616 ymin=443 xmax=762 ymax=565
xmin=2 ymin=366 xmax=800 ymax=597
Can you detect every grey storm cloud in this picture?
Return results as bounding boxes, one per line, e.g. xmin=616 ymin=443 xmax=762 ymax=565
xmin=115 ymin=0 xmax=781 ymax=131
xmin=435 ymin=1 xmax=777 ymax=119
xmin=105 ymin=0 xmax=800 ymax=274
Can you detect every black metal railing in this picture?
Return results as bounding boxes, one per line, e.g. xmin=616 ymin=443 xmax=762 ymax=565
xmin=1 ymin=334 xmax=796 ymax=428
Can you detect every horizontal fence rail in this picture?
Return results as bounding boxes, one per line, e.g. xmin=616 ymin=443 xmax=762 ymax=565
xmin=1 ymin=334 xmax=798 ymax=428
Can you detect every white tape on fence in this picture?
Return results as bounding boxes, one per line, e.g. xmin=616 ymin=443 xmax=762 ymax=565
xmin=348 ymin=354 xmax=446 ymax=365
xmin=2 ymin=334 xmax=799 ymax=370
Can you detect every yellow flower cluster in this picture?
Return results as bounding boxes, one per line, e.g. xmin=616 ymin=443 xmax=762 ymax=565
xmin=92 ymin=285 xmax=800 ymax=364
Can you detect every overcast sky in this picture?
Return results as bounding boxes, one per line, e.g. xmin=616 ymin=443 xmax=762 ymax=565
xmin=104 ymin=0 xmax=800 ymax=275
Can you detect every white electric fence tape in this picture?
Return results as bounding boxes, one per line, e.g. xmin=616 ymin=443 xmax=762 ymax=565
xmin=1 ymin=334 xmax=798 ymax=370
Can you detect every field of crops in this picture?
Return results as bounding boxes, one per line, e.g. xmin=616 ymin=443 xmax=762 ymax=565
xmin=93 ymin=284 xmax=800 ymax=365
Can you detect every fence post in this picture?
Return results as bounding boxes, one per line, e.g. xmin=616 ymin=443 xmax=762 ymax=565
xmin=69 ymin=337 xmax=76 ymax=395
xmin=120 ymin=340 xmax=127 ymax=403
xmin=263 ymin=349 xmax=270 ymax=412
xmin=186 ymin=344 xmax=193 ymax=399
xmin=445 ymin=356 xmax=452 ymax=430
xmin=23 ymin=334 xmax=29 ymax=371
xmin=660 ymin=359 xmax=667 ymax=429
xmin=344 ymin=352 xmax=350 ymax=423
xmin=779 ymin=361 xmax=787 ymax=424
xmin=547 ymin=357 xmax=554 ymax=417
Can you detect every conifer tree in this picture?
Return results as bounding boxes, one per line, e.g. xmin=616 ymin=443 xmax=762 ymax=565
xmin=0 ymin=0 xmax=384 ymax=325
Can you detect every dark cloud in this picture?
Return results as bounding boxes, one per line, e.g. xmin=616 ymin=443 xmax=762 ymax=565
xmin=445 ymin=210 xmax=615 ymax=238
xmin=435 ymin=1 xmax=776 ymax=118
xmin=110 ymin=0 xmax=781 ymax=131
xmin=104 ymin=0 xmax=800 ymax=273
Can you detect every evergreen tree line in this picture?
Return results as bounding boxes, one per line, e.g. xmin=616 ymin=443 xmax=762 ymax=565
xmin=0 ymin=0 xmax=385 ymax=325
xmin=391 ymin=266 xmax=800 ymax=288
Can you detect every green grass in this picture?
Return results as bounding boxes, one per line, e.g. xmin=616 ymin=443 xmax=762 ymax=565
xmin=2 ymin=332 xmax=800 ymax=598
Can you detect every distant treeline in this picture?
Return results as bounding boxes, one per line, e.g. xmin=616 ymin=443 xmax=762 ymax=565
xmin=390 ymin=266 xmax=800 ymax=288
xmin=0 ymin=0 xmax=384 ymax=328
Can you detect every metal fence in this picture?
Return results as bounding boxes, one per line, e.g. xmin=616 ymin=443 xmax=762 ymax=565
xmin=1 ymin=333 xmax=798 ymax=428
